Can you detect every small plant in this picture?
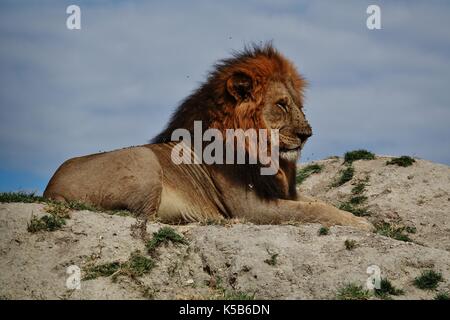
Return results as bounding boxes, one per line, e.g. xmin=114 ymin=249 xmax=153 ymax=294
xmin=213 ymin=276 xmax=255 ymax=300
xmin=83 ymin=261 xmax=121 ymax=280
xmin=223 ymin=291 xmax=255 ymax=300
xmin=66 ymin=200 xmax=98 ymax=212
xmin=296 ymin=163 xmax=324 ymax=184
xmin=83 ymin=251 xmax=154 ymax=281
xmin=264 ymin=253 xmax=279 ymax=266
xmin=27 ymin=214 xmax=66 ymax=233
xmin=339 ymin=203 xmax=369 ymax=217
xmin=434 ymin=291 xmax=450 ymax=300
xmin=375 ymin=222 xmax=412 ymax=242
xmin=386 ymin=156 xmax=415 ymax=167
xmin=349 ymin=195 xmax=368 ymax=205
xmin=351 ymin=182 xmax=366 ymax=195
xmin=405 ymin=226 xmax=417 ymax=234
xmin=333 ymin=166 xmax=355 ymax=187
xmin=336 ymin=283 xmax=371 ymax=300
xmin=413 ymin=270 xmax=443 ymax=290
xmin=0 ymin=191 xmax=45 ymax=203
xmin=318 ymin=226 xmax=329 ymax=236
xmin=374 ymin=278 xmax=404 ymax=299
xmin=344 ymin=239 xmax=357 ymax=250
xmin=122 ymin=251 xmax=155 ymax=278
xmin=146 ymin=227 xmax=188 ymax=253
xmin=44 ymin=202 xmax=70 ymax=218
xmin=344 ymin=150 xmax=375 ymax=164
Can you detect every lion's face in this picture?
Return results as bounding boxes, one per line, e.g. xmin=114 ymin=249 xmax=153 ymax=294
xmin=261 ymin=81 xmax=312 ymax=161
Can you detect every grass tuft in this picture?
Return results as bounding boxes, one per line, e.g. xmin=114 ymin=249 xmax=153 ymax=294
xmin=374 ymin=222 xmax=412 ymax=242
xmin=351 ymin=182 xmax=366 ymax=195
xmin=413 ymin=270 xmax=443 ymax=290
xmin=0 ymin=191 xmax=45 ymax=203
xmin=386 ymin=156 xmax=415 ymax=167
xmin=83 ymin=262 xmax=121 ymax=280
xmin=374 ymin=278 xmax=404 ymax=299
xmin=66 ymin=200 xmax=98 ymax=211
xmin=264 ymin=253 xmax=279 ymax=266
xmin=213 ymin=277 xmax=255 ymax=300
xmin=336 ymin=283 xmax=370 ymax=300
xmin=83 ymin=251 xmax=154 ymax=281
xmin=27 ymin=214 xmax=66 ymax=233
xmin=223 ymin=291 xmax=255 ymax=300
xmin=339 ymin=203 xmax=369 ymax=217
xmin=296 ymin=164 xmax=324 ymax=185
xmin=146 ymin=227 xmax=188 ymax=253
xmin=44 ymin=202 xmax=70 ymax=218
xmin=333 ymin=166 xmax=355 ymax=187
xmin=349 ymin=195 xmax=368 ymax=205
xmin=318 ymin=226 xmax=329 ymax=236
xmin=344 ymin=150 xmax=375 ymax=164
xmin=344 ymin=239 xmax=357 ymax=250
xmin=434 ymin=291 xmax=450 ymax=300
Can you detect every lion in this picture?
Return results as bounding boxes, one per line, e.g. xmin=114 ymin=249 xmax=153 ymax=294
xmin=44 ymin=44 xmax=372 ymax=230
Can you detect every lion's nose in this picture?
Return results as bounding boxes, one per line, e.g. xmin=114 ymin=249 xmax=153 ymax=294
xmin=296 ymin=127 xmax=312 ymax=142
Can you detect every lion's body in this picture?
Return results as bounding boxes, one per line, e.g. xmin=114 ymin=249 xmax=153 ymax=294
xmin=44 ymin=44 xmax=372 ymax=230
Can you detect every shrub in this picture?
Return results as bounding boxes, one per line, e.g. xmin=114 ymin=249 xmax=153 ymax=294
xmin=386 ymin=156 xmax=415 ymax=167
xmin=344 ymin=150 xmax=375 ymax=164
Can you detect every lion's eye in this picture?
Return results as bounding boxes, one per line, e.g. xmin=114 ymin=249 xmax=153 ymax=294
xmin=276 ymin=101 xmax=288 ymax=112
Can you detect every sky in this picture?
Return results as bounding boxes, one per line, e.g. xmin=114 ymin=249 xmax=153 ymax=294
xmin=0 ymin=0 xmax=449 ymax=193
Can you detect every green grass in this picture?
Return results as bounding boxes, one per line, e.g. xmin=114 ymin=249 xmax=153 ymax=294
xmin=339 ymin=202 xmax=370 ymax=217
xmin=333 ymin=166 xmax=355 ymax=187
xmin=318 ymin=226 xmax=329 ymax=236
xmin=83 ymin=261 xmax=121 ymax=280
xmin=124 ymin=251 xmax=156 ymax=277
xmin=27 ymin=214 xmax=66 ymax=232
xmin=375 ymin=222 xmax=412 ymax=242
xmin=146 ymin=227 xmax=188 ymax=253
xmin=0 ymin=192 xmax=134 ymax=218
xmin=374 ymin=278 xmax=404 ymax=299
xmin=344 ymin=239 xmax=357 ymax=250
xmin=349 ymin=195 xmax=368 ymax=205
xmin=44 ymin=202 xmax=70 ymax=218
xmin=434 ymin=291 xmax=450 ymax=300
xmin=0 ymin=191 xmax=45 ymax=203
xmin=264 ymin=253 xmax=279 ymax=266
xmin=223 ymin=291 xmax=255 ymax=300
xmin=83 ymin=251 xmax=154 ymax=281
xmin=344 ymin=150 xmax=375 ymax=164
xmin=213 ymin=277 xmax=255 ymax=300
xmin=386 ymin=156 xmax=416 ymax=167
xmin=66 ymin=200 xmax=98 ymax=211
xmin=296 ymin=164 xmax=324 ymax=185
xmin=336 ymin=283 xmax=371 ymax=300
xmin=351 ymin=182 xmax=367 ymax=195
xmin=338 ymin=177 xmax=371 ymax=217
xmin=413 ymin=270 xmax=443 ymax=290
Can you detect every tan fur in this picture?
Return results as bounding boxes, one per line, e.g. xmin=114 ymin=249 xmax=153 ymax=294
xmin=44 ymin=44 xmax=372 ymax=230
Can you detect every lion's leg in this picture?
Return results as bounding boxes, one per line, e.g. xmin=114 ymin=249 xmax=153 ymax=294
xmin=237 ymin=198 xmax=373 ymax=231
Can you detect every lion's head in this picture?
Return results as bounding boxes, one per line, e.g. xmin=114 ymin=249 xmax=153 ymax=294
xmin=153 ymin=43 xmax=311 ymax=199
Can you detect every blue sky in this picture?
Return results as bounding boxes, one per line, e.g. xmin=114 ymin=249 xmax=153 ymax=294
xmin=1 ymin=0 xmax=449 ymax=193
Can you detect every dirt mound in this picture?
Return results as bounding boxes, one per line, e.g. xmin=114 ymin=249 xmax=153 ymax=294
xmin=0 ymin=155 xmax=449 ymax=299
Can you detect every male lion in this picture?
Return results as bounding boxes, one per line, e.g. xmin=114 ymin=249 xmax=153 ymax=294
xmin=44 ymin=44 xmax=372 ymax=230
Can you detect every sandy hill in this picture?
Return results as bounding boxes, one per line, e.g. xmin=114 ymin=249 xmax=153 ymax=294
xmin=0 ymin=155 xmax=449 ymax=300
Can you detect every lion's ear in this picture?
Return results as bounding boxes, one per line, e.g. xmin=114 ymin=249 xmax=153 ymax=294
xmin=226 ymin=72 xmax=254 ymax=101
